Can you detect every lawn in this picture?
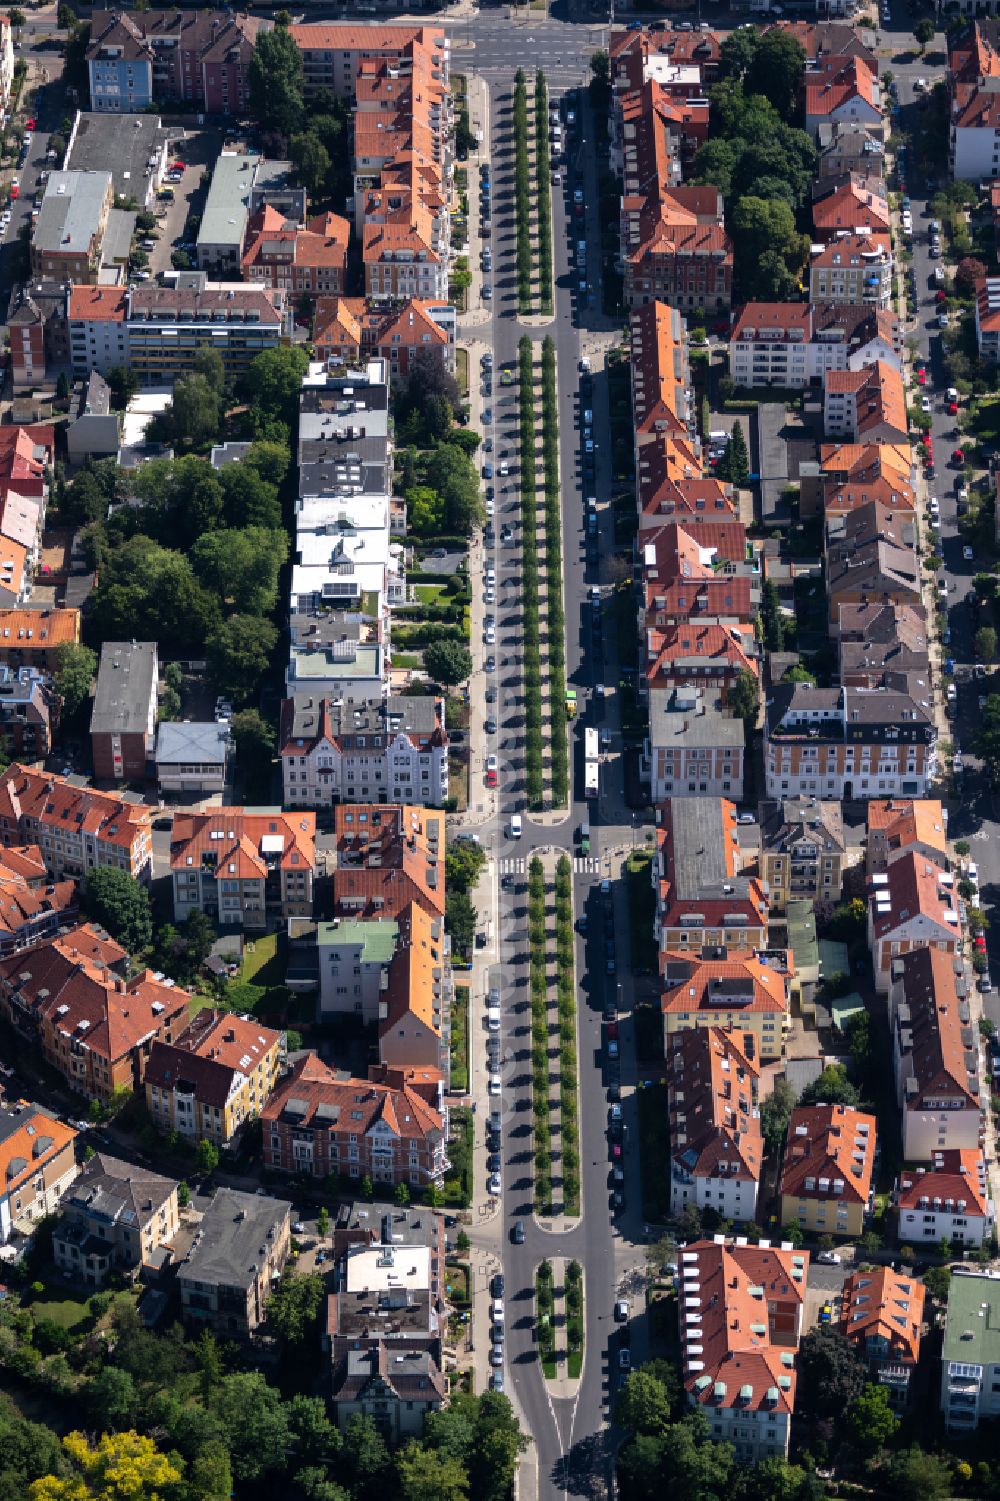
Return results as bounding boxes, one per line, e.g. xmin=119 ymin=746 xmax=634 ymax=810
xmin=456 ymin=346 xmax=469 ymax=399
xmin=241 ymin=931 xmax=282 ymax=985
xmin=28 ymin=1294 xmax=90 ymax=1332
xmin=446 ymin=1262 xmax=470 ymax=1307
xmin=450 ymin=984 xmax=469 ymax=1093
xmin=414 ymin=584 xmax=449 ymax=607
xmin=443 ymin=1106 xmax=473 ymax=1207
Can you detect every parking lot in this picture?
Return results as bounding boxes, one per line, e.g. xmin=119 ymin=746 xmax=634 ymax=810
xmin=147 ymin=126 xmax=223 ymax=278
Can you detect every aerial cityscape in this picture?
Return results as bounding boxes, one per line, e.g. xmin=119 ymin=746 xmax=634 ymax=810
xmin=0 ymin=0 xmax=997 ymax=1498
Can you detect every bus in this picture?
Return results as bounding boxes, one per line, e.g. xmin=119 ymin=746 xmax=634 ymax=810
xmin=584 ymin=727 xmax=599 ymax=799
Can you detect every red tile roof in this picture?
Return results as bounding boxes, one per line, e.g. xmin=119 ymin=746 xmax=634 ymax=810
xmin=780 ymin=1103 xmax=877 ymax=1206
xmin=839 ymin=1265 xmax=924 ymax=1365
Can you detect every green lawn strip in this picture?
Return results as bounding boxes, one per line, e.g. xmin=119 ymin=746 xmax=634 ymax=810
xmin=536 ymin=1257 xmax=557 ymax=1378
xmin=240 ymin=930 xmax=281 ymax=984
xmin=540 ymin=337 xmax=567 ymax=807
xmin=443 ymin=1105 xmax=473 ymax=1208
xmin=528 ymin=856 xmax=552 ymax=1215
xmin=534 ymin=71 xmax=553 ymax=315
xmin=513 ymin=70 xmax=533 ymax=315
xmin=450 ymin=983 xmax=469 ymax=1092
xmin=564 ymin=1259 xmax=584 ymax=1379
xmin=519 ymin=335 xmax=544 ymax=808
xmin=554 ymin=855 xmax=579 ymax=1215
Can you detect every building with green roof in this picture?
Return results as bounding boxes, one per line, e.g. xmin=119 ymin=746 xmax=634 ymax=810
xmin=941 ymin=1270 xmax=1000 ymax=1432
xmin=316 ymin=919 xmax=399 ymax=1024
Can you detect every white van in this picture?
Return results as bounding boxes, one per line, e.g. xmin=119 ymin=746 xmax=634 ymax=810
xmin=509 ymin=814 xmax=522 ymax=839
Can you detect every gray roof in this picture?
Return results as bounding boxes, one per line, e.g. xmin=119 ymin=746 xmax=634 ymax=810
xmin=77 ymin=370 xmax=111 ymax=418
xmin=100 ymin=208 xmax=136 ymax=270
xmin=66 ymin=111 xmax=172 ymax=203
xmin=668 ymin=798 xmax=746 ymax=901
xmin=34 ymin=171 xmax=111 ymax=257
xmin=91 ymin=641 xmax=157 ymax=737
xmin=647 ymin=687 xmax=744 ymax=750
xmin=284 ymin=693 xmax=440 ymax=743
xmin=181 ymin=1187 xmax=289 ymax=1290
xmin=210 ymin=442 xmax=252 ymax=471
xmin=0 ymin=1099 xmax=62 ymax=1159
xmin=760 ymin=798 xmax=846 ymax=855
xmin=57 ymin=1150 xmax=176 ymax=1230
xmin=156 ymin=720 xmax=229 ymax=767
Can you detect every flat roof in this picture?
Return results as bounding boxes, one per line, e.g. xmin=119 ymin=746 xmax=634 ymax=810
xmin=198 ymin=153 xmax=256 ymax=251
xmin=181 ymin=1186 xmax=288 ymax=1289
xmin=34 ymin=170 xmax=111 ymax=257
xmin=344 ymin=1242 xmax=431 ymax=1294
xmin=156 ymin=721 xmax=228 ymax=766
xmin=66 ymin=110 xmax=171 ymax=203
xmin=943 ymin=1271 xmax=1000 ymax=1369
xmin=91 ymin=640 xmax=157 ymax=736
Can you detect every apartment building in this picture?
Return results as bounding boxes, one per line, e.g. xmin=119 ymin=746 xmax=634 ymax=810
xmin=839 ymin=1266 xmax=924 ymax=1409
xmin=949 ymin=22 xmax=1000 ymax=180
xmin=362 ymin=205 xmax=447 ymax=302
xmin=667 ymin=1025 xmax=762 ymax=1221
xmin=867 ymin=798 xmax=948 ymax=878
xmin=378 ymin=903 xmax=446 ymax=1075
xmin=287 ymin=606 xmax=386 ymax=699
xmin=0 ymin=667 xmax=58 ymax=762
xmin=242 ymin=208 xmax=351 ymax=297
xmin=645 ymin=621 xmax=759 ymax=700
xmin=263 ymin=1051 xmax=446 ymax=1189
xmin=809 ymin=233 xmax=894 ymax=308
xmin=896 ymin=1150 xmax=995 ymax=1248
xmin=170 ymin=808 xmax=316 ymax=930
xmin=313 ymin=296 xmax=456 ymax=378
xmin=31 ymin=172 xmax=113 ymax=285
xmin=888 ymin=947 xmax=982 ymax=1158
xmin=759 ymin=799 xmax=847 ymax=909
xmin=0 ymin=766 xmax=153 ymax=882
xmin=975 ymin=277 xmax=1000 ymax=360
xmin=826 ymin=503 xmax=921 ymax=623
xmin=730 ymin=303 xmax=899 ymax=389
xmin=330 ymin=803 xmax=445 ymax=923
xmin=630 ymin=301 xmax=692 ymax=454
xmin=764 ymin=684 xmax=937 ymax=801
xmin=678 ymin=1238 xmax=808 ymax=1461
xmin=0 ymin=925 xmax=188 ymax=1103
xmin=942 ymin=1270 xmax=1000 ymax=1431
xmin=0 ymin=1101 xmax=78 ymax=1244
xmin=197 ymin=153 xmax=304 ymax=274
xmin=645 ymin=686 xmax=746 ymax=802
xmin=804 ymin=55 xmax=881 ymax=139
xmin=309 ymin=918 xmax=399 ymax=1024
xmin=144 ymin=1010 xmax=284 ymax=1147
xmin=812 ymin=174 xmax=891 ymax=239
xmin=53 ymin=1153 xmax=178 ymax=1289
xmin=870 ymin=854 xmax=961 ymax=991
xmin=67 ymin=285 xmax=129 ymax=376
xmin=280 ymin=694 xmax=449 ymax=810
xmin=653 ymin=798 xmax=769 ymax=952
xmin=179 ymin=1187 xmax=290 ymax=1339
xmin=0 ymin=845 xmax=76 ymax=957
xmin=661 ymin=948 xmax=791 ymax=1062
xmin=621 ymin=175 xmax=732 ymax=313
xmin=823 ymin=360 xmax=908 ymax=441
xmin=779 ymin=1103 xmax=877 ymax=1238
xmin=87 ymin=10 xmax=261 ymax=114
xmin=90 ymin=640 xmax=158 ymax=783
xmin=816 ymin=120 xmax=886 ymax=179
xmin=126 ymin=280 xmax=287 ymax=385
xmin=289 ymin=23 xmax=449 ymax=104
xmin=837 ymin=601 xmax=928 ymax=687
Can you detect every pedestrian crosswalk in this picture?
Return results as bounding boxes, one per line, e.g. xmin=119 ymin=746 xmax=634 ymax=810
xmin=499 ymin=857 xmax=526 ymax=875
xmin=573 ymin=856 xmax=601 ymax=874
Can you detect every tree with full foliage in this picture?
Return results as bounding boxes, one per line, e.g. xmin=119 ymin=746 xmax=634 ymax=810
xmin=0 ymin=1399 xmax=66 ymax=1501
xmin=746 ymin=29 xmax=807 ymax=120
xmin=85 ymin=1367 xmax=139 ymax=1430
xmin=445 ymin=891 xmax=477 ymax=960
xmin=759 ymin=577 xmax=786 ymax=653
xmin=719 ymin=25 xmax=760 ymax=80
xmin=219 ymin=461 xmax=283 ymax=532
xmin=887 ymin=1446 xmax=952 ymax=1501
xmin=316 ymin=1205 xmax=331 ymax=1236
xmin=231 ymin=708 xmax=275 ymax=777
xmin=206 ymin=615 xmax=279 ymax=704
xmin=730 ymin=195 xmax=809 ymax=300
xmin=976 ymin=625 xmax=997 ymax=661
xmin=249 ymin=18 xmax=305 ymax=139
xmin=191 ymin=526 xmax=288 ymax=616
xmin=398 ymin=1443 xmax=470 ymax=1501
xmin=913 ymin=17 xmax=936 ymax=46
xmin=923 ymin=1264 xmax=952 ymax=1303
xmin=195 ymin=1138 xmax=219 ymax=1175
xmin=342 ymin=1413 xmax=393 ymax=1501
xmin=87 ymin=536 xmax=221 ymax=654
xmin=53 ymin=641 xmax=97 ymax=718
xmin=266 ymin=1273 xmax=325 ymax=1346
xmin=290 ymin=132 xmax=332 ymax=200
xmin=729 ymin=668 xmax=760 ymax=727
xmin=975 ymin=693 xmax=1000 ymax=785
xmin=240 ymin=345 xmax=310 ymax=434
xmin=158 ymin=372 xmax=221 ymax=449
xmin=614 ymin=1368 xmax=678 ymax=1436
xmin=82 ymin=868 xmax=153 ymax=953
xmin=716 ymin=423 xmax=750 ymax=484
xmin=847 ymin=1382 xmax=898 ymax=1456
xmin=424 ymin=639 xmax=473 ymax=687
xmin=406 ymin=484 xmax=446 ymax=536
xmin=446 ymin=840 xmax=487 ymax=894
xmin=209 ymin=1372 xmax=291 ymax=1484
xmin=796 ymin=1326 xmax=867 ymax=1420
xmin=424 ymin=443 xmax=484 ymax=535
xmin=760 ymin=1077 xmax=797 ymax=1155
xmin=29 ymin=1430 xmax=181 ymax=1501
xmin=798 ymin=1063 xmax=860 ymax=1109
xmin=956 ymin=255 xmax=988 ymax=294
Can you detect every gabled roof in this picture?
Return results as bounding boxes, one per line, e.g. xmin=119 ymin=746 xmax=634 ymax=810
xmin=262 ymin=1052 xmax=443 ymax=1144
xmin=871 ymin=851 xmax=957 ymax=940
xmin=0 ymin=765 xmax=152 ymax=854
xmin=867 ymin=799 xmax=947 ymax=860
xmin=380 ymin=902 xmax=444 ymax=1043
xmin=170 ymin=808 xmax=316 ymax=880
xmin=144 ymin=1009 xmax=281 ymax=1110
xmin=661 ymin=950 xmax=790 ymax=1016
xmin=897 ymin=1148 xmax=992 ymax=1218
xmin=667 ymin=1025 xmax=762 ymax=1184
xmin=891 ymin=947 xmax=979 ymax=1111
xmin=839 ymin=1265 xmax=924 ymax=1365
xmin=780 ymin=1103 xmax=877 ymax=1205
xmin=0 ymin=1099 xmax=75 ymax=1199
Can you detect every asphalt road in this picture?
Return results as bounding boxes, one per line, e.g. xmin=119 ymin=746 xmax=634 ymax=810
xmin=0 ymin=24 xmax=68 ymax=313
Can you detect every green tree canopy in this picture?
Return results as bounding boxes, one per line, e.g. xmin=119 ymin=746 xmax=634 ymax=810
xmin=53 ymin=641 xmax=97 ymax=718
xmin=191 ymin=526 xmax=288 ymax=616
xmin=240 ymin=346 xmax=310 ymax=433
xmin=87 ymin=536 xmax=221 ymax=654
xmin=730 ymin=195 xmax=809 ymax=300
xmin=424 ymin=639 xmax=473 ymax=687
xmin=760 ymin=1077 xmax=797 ymax=1155
xmin=798 ymin=1063 xmax=860 ymax=1109
xmin=886 ymin=1447 xmax=952 ymax=1501
xmin=614 ymin=1368 xmax=678 ymax=1436
xmin=795 ymin=1326 xmax=867 ymax=1420
xmin=206 ymin=615 xmax=279 ymax=704
xmin=249 ymin=19 xmax=305 ymax=138
xmin=82 ymin=868 xmax=153 ymax=953
xmin=291 ymin=132 xmax=332 ymax=199
xmin=730 ymin=668 xmax=760 ymax=726
xmin=397 ymin=1444 xmax=469 ymax=1501
xmin=209 ymin=1372 xmax=291 ymax=1484
xmin=847 ymin=1382 xmax=899 ymax=1456
xmin=423 ymin=443 xmax=484 ymax=535
xmin=266 ymin=1273 xmax=325 ymax=1346
xmin=159 ymin=372 xmax=221 ymax=448
xmin=746 ymin=31 xmax=806 ymax=119
xmin=0 ymin=1397 xmax=68 ymax=1501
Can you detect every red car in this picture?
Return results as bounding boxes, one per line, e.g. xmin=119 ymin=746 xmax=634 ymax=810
xmin=24 ymin=118 xmax=35 ymax=130
xmin=486 ymin=769 xmax=497 ymax=788
xmin=9 ymin=185 xmax=19 ymax=200
xmin=916 ymin=370 xmax=926 ymax=385
xmin=975 ymin=934 xmax=987 ymax=951
xmin=947 ymin=401 xmax=959 ymax=415
xmin=921 ymin=432 xmax=932 ymax=446
xmin=935 ymin=291 xmax=948 ymax=305
xmin=607 ymin=1020 xmax=619 ymax=1040
xmin=953 ymin=449 xmax=966 ymax=463
xmin=171 ymin=160 xmax=187 ymax=171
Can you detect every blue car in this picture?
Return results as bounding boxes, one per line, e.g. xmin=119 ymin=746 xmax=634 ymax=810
xmin=945 ymin=657 xmax=956 ymax=675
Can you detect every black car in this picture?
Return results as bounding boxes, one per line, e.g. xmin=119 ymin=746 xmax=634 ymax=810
xmin=603 ymin=1000 xmax=617 ymax=1022
xmin=487 ymin=1153 xmax=501 ymax=1174
xmin=492 ymin=1272 xmax=506 ymax=1298
xmin=513 ymin=1220 xmax=526 ymax=1244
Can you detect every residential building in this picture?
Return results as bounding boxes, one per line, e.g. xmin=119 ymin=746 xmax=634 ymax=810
xmin=87 ymin=10 xmax=262 ymax=115
xmin=941 ymin=1269 xmax=1000 ymax=1431
xmin=645 ymin=620 xmax=759 ymax=700
xmin=630 ymin=301 xmax=692 ymax=454
xmin=178 ymin=1186 xmax=290 ymax=1339
xmin=90 ymin=640 xmax=158 ymax=783
xmin=764 ymin=683 xmax=937 ymax=801
xmin=839 ymin=1266 xmax=924 ymax=1409
xmin=867 ymin=798 xmax=948 ymax=877
xmin=66 ymin=372 xmax=121 ymax=464
xmin=289 ymin=24 xmax=449 ymax=104
xmin=667 ymin=1025 xmax=762 ymax=1221
xmin=170 ymin=808 xmax=316 ymax=930
xmin=126 ymin=279 xmax=286 ymax=386
xmin=779 ymin=1103 xmax=877 ymax=1238
xmin=311 ymin=918 xmax=399 ymax=1024
xmin=0 ymin=18 xmax=13 ymax=113
xmin=287 ymin=606 xmax=387 ymax=699
xmin=759 ymin=799 xmax=847 ymax=909
xmin=678 ymin=1237 xmax=808 ymax=1461
xmin=837 ymin=601 xmax=928 ymax=686
xmin=8 ymin=285 xmax=58 ymax=392
xmin=0 ymin=667 xmax=58 ymax=761
xmin=888 ymin=947 xmax=982 ymax=1158
xmin=661 ymin=947 xmax=791 ymax=1062
xmin=31 ymin=172 xmax=114 ymax=284
xmin=812 ymin=174 xmax=890 ymax=239
xmin=823 ymin=360 xmax=908 ymax=441
xmin=362 ymin=203 xmax=448 ymax=302
xmin=0 ymin=425 xmax=53 ymax=508
xmin=949 ymin=23 xmax=1000 ymax=180
xmin=262 ymin=1052 xmax=446 ymax=1189
xmin=64 ymin=110 xmax=172 ymax=210
xmin=289 ymin=476 xmax=404 ymax=616
xmin=645 ymin=685 xmax=746 ymax=802
xmin=0 ymin=845 xmax=77 ymax=956
xmin=330 ymin=803 xmax=445 ymax=923
xmin=975 ymin=277 xmax=1000 ymax=360
xmin=816 ymin=120 xmax=886 ymax=179
xmin=0 ymin=766 xmax=153 ymax=882
xmin=621 ymin=173 xmax=733 ymax=314
xmin=144 ymin=1010 xmax=283 ymax=1147
xmin=155 ymin=720 xmax=230 ymax=797
xmin=280 ymin=694 xmax=449 ymax=810
xmin=870 ymin=854 xmax=961 ymax=991
xmin=895 ymin=1149 xmax=995 ymax=1248
xmin=67 ymin=285 xmax=129 ymax=377
xmin=730 ymin=302 xmax=900 ymax=388
xmin=804 ymin=54 xmax=881 ymax=139
xmin=196 ymin=153 xmax=303 ymax=274
xmin=809 ymin=233 xmax=894 ymax=309
xmin=296 ymin=358 xmax=392 ymax=500
xmin=331 ymin=1343 xmax=445 ymax=1441
xmin=0 ymin=1101 xmax=77 ymax=1244
xmin=0 ymin=925 xmax=189 ymax=1103
xmin=825 ymin=502 xmax=921 ymax=623
xmin=242 ymin=207 xmax=351 ymax=296
xmin=653 ymin=798 xmax=769 ymax=952
xmin=53 ymin=1152 xmax=178 ymax=1289
xmin=379 ymin=903 xmax=446 ymax=1074
xmin=313 ymin=296 xmax=456 ymax=379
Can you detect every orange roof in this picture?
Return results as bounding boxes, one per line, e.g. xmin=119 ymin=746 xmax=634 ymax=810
xmin=825 ymin=360 xmax=907 ymax=439
xmin=630 ymin=301 xmax=689 ymax=438
xmin=641 ymin=517 xmax=749 ymax=572
xmin=289 ymin=21 xmax=435 ymax=51
xmin=661 ymin=951 xmax=789 ymax=1015
xmin=820 ymin=442 xmax=915 ymax=514
xmin=170 ymin=808 xmax=316 ymax=880
xmin=805 ymin=55 xmax=879 ymax=118
xmin=732 ymin=302 xmax=812 ymax=341
xmin=263 ymin=1050 xmax=443 ymax=1144
xmin=679 ymin=1239 xmax=807 ymax=1416
xmin=810 ymin=232 xmax=891 ymax=268
xmin=780 ymin=1103 xmax=877 ymax=1205
xmin=891 ymin=947 xmax=979 ymax=1110
xmin=897 ymin=1148 xmax=992 ymax=1219
xmin=0 ymin=1100 xmax=76 ymax=1198
xmin=381 ymin=901 xmax=444 ymax=1042
xmin=667 ymin=1025 xmax=762 ymax=1183
xmin=0 ymin=845 xmax=75 ymax=942
xmin=332 ymin=803 xmax=445 ymax=922
xmin=839 ymin=1265 xmax=924 ymax=1366
xmin=0 ymin=765 xmax=151 ymax=856
xmin=871 ymin=850 xmax=957 ymax=940
xmin=867 ymin=798 xmax=947 ymax=857
xmin=813 ymin=178 xmax=890 ymax=235
xmin=66 ymin=285 xmax=128 ymax=322
xmin=646 ymin=620 xmax=758 ymax=685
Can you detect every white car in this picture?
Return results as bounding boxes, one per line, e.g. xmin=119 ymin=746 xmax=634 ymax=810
xmin=947 ymin=387 xmax=959 ymax=402
xmin=489 ymin=1073 xmax=502 ymax=1096
xmin=920 ymin=396 xmax=932 ymax=413
xmin=816 ymin=1250 xmax=842 ymax=1265
xmin=968 ymin=862 xmax=979 ymax=883
xmin=484 ymin=568 xmax=495 ymax=586
xmin=487 ymin=1006 xmax=501 ymax=1032
xmin=965 ymin=545 xmax=975 ymax=560
xmin=485 ymin=499 xmax=495 ymax=517
xmin=492 ymin=1299 xmax=505 ymax=1323
xmin=938 ymin=312 xmax=949 ymax=328
xmin=487 ymin=753 xmax=498 ymax=774
xmin=487 ymin=1173 xmax=502 ymax=1196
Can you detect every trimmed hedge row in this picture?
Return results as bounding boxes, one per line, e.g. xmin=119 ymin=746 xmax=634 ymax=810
xmin=513 ymin=70 xmax=533 ymax=315
xmin=518 ymin=334 xmax=545 ymax=809
xmin=534 ymin=71 xmax=553 ymax=315
xmin=565 ymin=1258 xmax=584 ymax=1379
xmin=540 ymin=336 xmax=568 ymax=807
xmin=528 ymin=856 xmax=552 ymax=1215
xmin=554 ymin=854 xmax=579 ymax=1215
